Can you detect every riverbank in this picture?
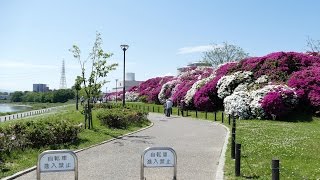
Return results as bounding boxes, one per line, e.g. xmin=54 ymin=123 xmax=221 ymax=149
xmin=0 ymin=101 xmax=74 ymax=116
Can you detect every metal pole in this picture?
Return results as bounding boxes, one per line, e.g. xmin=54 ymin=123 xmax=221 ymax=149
xmin=231 ymin=127 xmax=236 ymax=159
xmin=122 ymin=50 xmax=126 ymax=107
xmin=205 ymin=110 xmax=207 ymax=119
xmin=222 ymin=112 xmax=224 ymax=123
xmin=272 ymin=159 xmax=280 ymax=180
xmin=235 ymin=143 xmax=241 ymax=176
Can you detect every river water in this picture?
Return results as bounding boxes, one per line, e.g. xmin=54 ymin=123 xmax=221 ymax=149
xmin=0 ymin=104 xmax=31 ymax=113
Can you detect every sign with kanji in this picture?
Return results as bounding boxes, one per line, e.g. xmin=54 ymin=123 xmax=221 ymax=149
xmin=37 ymin=150 xmax=78 ymax=180
xmin=143 ymin=149 xmax=175 ymax=167
xmin=141 ymin=147 xmax=177 ymax=180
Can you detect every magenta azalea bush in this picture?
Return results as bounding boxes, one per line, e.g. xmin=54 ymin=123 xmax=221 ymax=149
xmin=236 ymin=52 xmax=320 ymax=82
xmin=288 ymin=66 xmax=320 ymax=110
xmin=194 ymin=62 xmax=238 ymax=111
xmin=261 ymin=87 xmax=298 ymax=119
xmin=138 ymin=76 xmax=174 ymax=104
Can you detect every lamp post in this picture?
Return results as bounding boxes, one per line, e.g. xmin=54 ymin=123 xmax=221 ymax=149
xmin=120 ymin=44 xmax=129 ymax=107
xmin=115 ymin=79 xmax=118 ymax=103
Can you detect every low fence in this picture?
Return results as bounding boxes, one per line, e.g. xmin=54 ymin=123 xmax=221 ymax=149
xmin=0 ymin=106 xmax=61 ymax=123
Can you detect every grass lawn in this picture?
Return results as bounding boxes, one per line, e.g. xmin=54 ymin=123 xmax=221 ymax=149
xmin=224 ymin=117 xmax=320 ymax=179
xmin=0 ymin=105 xmax=150 ymax=178
xmin=126 ymin=102 xmax=320 ymax=179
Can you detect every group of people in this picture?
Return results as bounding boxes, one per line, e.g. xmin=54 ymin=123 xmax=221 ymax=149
xmin=163 ymin=99 xmax=185 ymax=117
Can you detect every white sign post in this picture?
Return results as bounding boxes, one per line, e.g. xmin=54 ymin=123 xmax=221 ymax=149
xmin=37 ymin=150 xmax=78 ymax=180
xmin=141 ymin=147 xmax=177 ymax=180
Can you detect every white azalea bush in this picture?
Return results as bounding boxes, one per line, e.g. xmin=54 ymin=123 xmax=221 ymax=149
xmin=224 ymin=91 xmax=251 ymax=119
xmin=158 ymin=79 xmax=179 ymax=104
xmin=224 ymin=83 xmax=299 ymax=119
xmin=217 ymin=71 xmax=254 ymax=99
xmin=125 ymin=91 xmax=139 ymax=102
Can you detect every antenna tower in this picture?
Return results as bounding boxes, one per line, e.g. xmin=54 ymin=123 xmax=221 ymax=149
xmin=59 ymin=59 xmax=67 ymax=89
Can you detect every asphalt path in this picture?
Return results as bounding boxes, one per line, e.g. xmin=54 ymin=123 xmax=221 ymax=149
xmin=10 ymin=113 xmax=228 ymax=180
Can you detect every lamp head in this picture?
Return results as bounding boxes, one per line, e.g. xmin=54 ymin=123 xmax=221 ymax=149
xmin=120 ymin=44 xmax=129 ymax=51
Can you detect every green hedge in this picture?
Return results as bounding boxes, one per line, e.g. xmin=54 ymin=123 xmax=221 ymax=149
xmin=0 ymin=119 xmax=81 ymax=153
xmin=96 ymin=107 xmax=148 ymax=129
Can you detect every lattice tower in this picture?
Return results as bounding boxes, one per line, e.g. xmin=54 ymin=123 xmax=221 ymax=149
xmin=59 ymin=59 xmax=67 ymax=89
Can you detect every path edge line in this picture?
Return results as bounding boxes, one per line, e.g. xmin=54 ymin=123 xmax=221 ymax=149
xmin=215 ymin=122 xmax=230 ymax=180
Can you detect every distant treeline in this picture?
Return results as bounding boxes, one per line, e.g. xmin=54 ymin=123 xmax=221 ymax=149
xmin=10 ymin=89 xmax=75 ymax=103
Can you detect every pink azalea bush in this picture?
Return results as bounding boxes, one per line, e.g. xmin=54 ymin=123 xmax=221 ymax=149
xmin=138 ymin=76 xmax=174 ymax=104
xmin=236 ymin=52 xmax=320 ymax=82
xmin=194 ymin=62 xmax=238 ymax=111
xmin=288 ymin=66 xmax=320 ymax=110
xmin=170 ymin=67 xmax=213 ymax=106
xmin=261 ymin=87 xmax=298 ymax=119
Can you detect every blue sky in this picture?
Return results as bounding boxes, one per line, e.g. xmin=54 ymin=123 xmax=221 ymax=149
xmin=0 ymin=0 xmax=319 ymax=92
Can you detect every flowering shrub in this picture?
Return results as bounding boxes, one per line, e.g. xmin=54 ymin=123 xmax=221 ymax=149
xmin=158 ymin=79 xmax=179 ymax=104
xmin=224 ymin=91 xmax=251 ymax=119
xmin=261 ymin=86 xmax=298 ymax=119
xmin=223 ymin=82 xmax=298 ymax=119
xmin=288 ymin=66 xmax=320 ymax=110
xmin=138 ymin=76 xmax=174 ymax=104
xmin=236 ymin=52 xmax=320 ymax=82
xmin=249 ymin=84 xmax=277 ymax=118
xmin=217 ymin=71 xmax=253 ymax=99
xmin=184 ymin=73 xmax=216 ymax=106
xmin=125 ymin=91 xmax=139 ymax=102
xmin=0 ymin=119 xmax=81 ymax=152
xmin=171 ymin=66 xmax=213 ymax=105
xmin=172 ymin=80 xmax=198 ymax=106
xmin=194 ymin=62 xmax=237 ymax=111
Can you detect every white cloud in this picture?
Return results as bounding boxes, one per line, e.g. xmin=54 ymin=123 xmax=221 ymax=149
xmin=177 ymin=44 xmax=222 ymax=54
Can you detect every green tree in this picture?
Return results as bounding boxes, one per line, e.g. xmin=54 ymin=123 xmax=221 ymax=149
xmin=73 ymin=76 xmax=82 ymax=110
xmin=52 ymin=89 xmax=74 ymax=103
xmin=69 ymin=32 xmax=118 ymax=129
xmin=202 ymin=42 xmax=249 ymax=67
xmin=10 ymin=91 xmax=24 ymax=102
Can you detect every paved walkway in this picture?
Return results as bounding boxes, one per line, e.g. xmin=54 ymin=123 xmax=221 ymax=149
xmin=10 ymin=113 xmax=228 ymax=180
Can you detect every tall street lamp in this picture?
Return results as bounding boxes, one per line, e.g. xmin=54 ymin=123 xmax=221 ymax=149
xmin=115 ymin=79 xmax=118 ymax=103
xmin=120 ymin=44 xmax=129 ymax=107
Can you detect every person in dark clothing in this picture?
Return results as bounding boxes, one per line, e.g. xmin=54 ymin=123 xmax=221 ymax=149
xmin=180 ymin=100 xmax=185 ymax=117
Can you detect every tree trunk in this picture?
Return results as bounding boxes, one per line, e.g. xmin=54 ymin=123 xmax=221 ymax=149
xmin=76 ymin=90 xmax=79 ymax=110
xmin=87 ymin=98 xmax=93 ymax=129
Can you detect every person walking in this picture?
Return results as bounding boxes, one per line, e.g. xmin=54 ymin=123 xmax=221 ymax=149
xmin=180 ymin=100 xmax=185 ymax=117
xmin=165 ymin=99 xmax=173 ymax=117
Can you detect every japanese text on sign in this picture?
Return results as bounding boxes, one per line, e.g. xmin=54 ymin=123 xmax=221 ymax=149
xmin=39 ymin=152 xmax=75 ymax=172
xmin=143 ymin=149 xmax=175 ymax=167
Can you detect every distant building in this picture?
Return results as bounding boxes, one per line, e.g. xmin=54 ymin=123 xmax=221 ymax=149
xmin=177 ymin=61 xmax=212 ymax=75
xmin=33 ymin=84 xmax=49 ymax=92
xmin=113 ymin=73 xmax=143 ymax=92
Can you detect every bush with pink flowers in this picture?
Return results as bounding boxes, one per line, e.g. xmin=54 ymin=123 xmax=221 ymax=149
xmin=288 ymin=66 xmax=320 ymax=111
xmin=260 ymin=87 xmax=298 ymax=119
